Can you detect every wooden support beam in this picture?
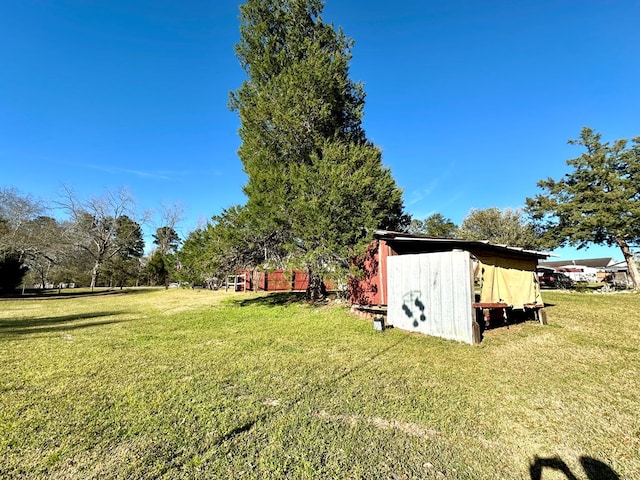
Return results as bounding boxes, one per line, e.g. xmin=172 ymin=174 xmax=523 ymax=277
xmin=538 ymin=308 xmax=548 ymax=325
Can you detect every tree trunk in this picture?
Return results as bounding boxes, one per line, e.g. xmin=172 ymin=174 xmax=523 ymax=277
xmin=616 ymin=237 xmax=640 ymax=290
xmin=305 ymin=267 xmax=327 ymax=302
xmin=90 ymin=260 xmax=100 ymax=291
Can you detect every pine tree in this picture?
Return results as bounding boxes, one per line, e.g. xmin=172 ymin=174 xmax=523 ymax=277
xmin=230 ymin=0 xmax=406 ymax=298
xmin=526 ymin=127 xmax=640 ymax=289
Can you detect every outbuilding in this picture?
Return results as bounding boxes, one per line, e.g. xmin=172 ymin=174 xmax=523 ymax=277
xmin=349 ymin=230 xmax=550 ymax=344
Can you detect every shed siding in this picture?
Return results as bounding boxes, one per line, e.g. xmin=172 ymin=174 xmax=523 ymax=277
xmin=387 ymin=251 xmax=475 ymax=344
xmin=348 ymin=239 xmax=397 ymax=305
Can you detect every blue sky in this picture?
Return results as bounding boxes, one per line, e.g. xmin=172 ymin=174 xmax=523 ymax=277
xmin=2 ymin=1 xmax=639 ymax=261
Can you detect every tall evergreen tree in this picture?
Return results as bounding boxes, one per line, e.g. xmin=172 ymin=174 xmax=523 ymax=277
xmin=526 ymin=127 xmax=640 ymax=289
xmin=153 ymin=227 xmax=180 ymax=256
xmin=230 ymin=0 xmax=406 ymax=298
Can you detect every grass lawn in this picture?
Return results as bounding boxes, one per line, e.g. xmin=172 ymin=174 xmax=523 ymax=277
xmin=1 ymin=288 xmax=638 ymax=479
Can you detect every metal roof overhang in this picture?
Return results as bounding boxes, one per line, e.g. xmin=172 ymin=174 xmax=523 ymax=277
xmin=373 ymin=230 xmax=550 ymax=261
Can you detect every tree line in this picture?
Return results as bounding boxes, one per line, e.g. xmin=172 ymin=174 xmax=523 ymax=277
xmin=3 ymin=0 xmax=639 ymax=293
xmin=0 ymin=186 xmax=181 ymax=292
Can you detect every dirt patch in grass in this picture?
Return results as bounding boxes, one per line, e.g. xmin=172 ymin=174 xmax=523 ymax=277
xmin=314 ymin=410 xmax=441 ymax=439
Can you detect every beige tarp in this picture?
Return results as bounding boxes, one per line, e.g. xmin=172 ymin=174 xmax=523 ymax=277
xmin=474 ymin=254 xmax=542 ymax=308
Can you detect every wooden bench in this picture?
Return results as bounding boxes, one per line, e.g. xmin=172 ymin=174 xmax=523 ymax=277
xmin=472 ymin=302 xmax=547 ymax=325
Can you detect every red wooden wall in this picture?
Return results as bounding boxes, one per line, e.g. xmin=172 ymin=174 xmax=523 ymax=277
xmin=235 ymin=270 xmax=311 ymax=292
xmin=348 ymin=240 xmax=395 ymax=306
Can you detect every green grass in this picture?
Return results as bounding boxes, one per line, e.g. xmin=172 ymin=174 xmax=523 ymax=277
xmin=1 ymin=288 xmax=638 ymax=479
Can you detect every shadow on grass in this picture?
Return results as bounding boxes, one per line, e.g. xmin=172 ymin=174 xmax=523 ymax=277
xmin=232 ymin=291 xmax=308 ymax=307
xmin=0 ymin=311 xmax=130 ymax=336
xmin=529 ymin=455 xmax=619 ymax=480
xmin=0 ymin=288 xmax=156 ymax=301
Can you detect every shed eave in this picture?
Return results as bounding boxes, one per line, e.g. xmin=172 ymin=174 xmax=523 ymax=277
xmin=373 ymin=229 xmax=550 ymax=260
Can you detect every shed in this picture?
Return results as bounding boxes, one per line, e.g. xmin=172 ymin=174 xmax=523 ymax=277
xmin=349 ymin=230 xmax=550 ymax=344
